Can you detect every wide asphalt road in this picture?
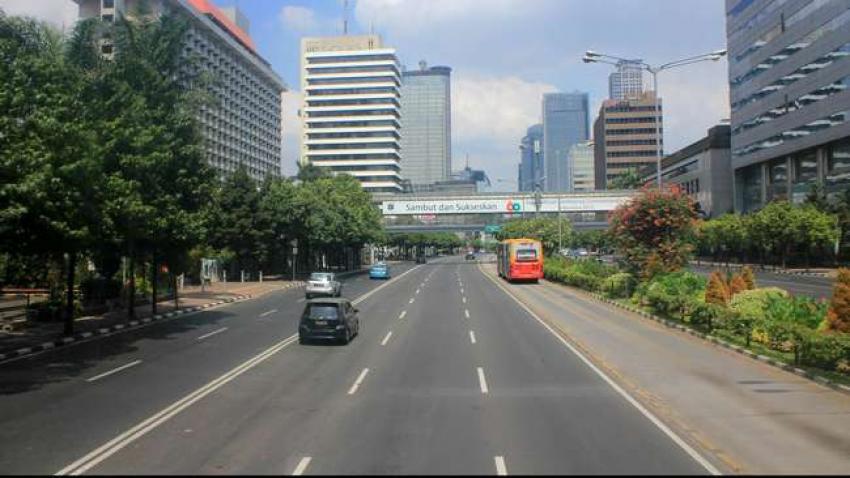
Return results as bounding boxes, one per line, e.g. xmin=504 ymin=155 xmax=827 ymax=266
xmin=0 ymin=257 xmax=712 ymax=475
xmin=689 ymin=264 xmax=834 ymax=299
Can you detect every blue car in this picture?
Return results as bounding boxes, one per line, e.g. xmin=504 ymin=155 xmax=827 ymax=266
xmin=369 ymin=262 xmax=391 ymax=279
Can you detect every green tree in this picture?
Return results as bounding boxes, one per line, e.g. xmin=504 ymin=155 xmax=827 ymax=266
xmin=496 ymin=217 xmax=572 ymax=255
xmin=608 ymin=169 xmax=645 ymax=190
xmin=609 ymin=185 xmax=699 ymax=279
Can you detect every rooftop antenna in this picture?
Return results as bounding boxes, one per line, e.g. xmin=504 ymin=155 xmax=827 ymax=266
xmin=343 ymin=0 xmax=349 ymax=35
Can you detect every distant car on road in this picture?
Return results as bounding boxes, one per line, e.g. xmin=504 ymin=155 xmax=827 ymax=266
xmin=305 ymin=272 xmax=342 ymax=299
xmin=465 ymin=252 xmax=476 ymax=261
xmin=369 ymin=262 xmax=391 ymax=279
xmin=299 ymin=298 xmax=360 ymax=345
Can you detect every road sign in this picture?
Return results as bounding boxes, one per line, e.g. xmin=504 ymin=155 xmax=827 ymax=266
xmin=484 ymin=225 xmax=501 ymax=234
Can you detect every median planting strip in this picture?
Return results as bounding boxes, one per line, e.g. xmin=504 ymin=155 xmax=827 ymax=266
xmin=0 ymin=282 xmax=307 ymax=366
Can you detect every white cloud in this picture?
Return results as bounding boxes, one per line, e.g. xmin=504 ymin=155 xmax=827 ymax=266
xmin=0 ymin=0 xmax=78 ymax=30
xmin=279 ymin=5 xmax=318 ymax=33
xmin=280 ymin=89 xmax=303 ymax=177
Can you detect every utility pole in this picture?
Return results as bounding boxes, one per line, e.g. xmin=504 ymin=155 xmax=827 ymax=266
xmin=343 ymin=0 xmax=349 ymax=35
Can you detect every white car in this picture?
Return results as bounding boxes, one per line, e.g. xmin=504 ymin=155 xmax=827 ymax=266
xmin=305 ymin=272 xmax=342 ymax=299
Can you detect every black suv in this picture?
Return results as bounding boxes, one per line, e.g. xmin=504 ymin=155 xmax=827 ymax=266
xmin=299 ymin=298 xmax=360 ymax=345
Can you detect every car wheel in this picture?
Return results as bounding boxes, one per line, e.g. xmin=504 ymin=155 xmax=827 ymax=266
xmin=340 ymin=328 xmax=351 ymax=345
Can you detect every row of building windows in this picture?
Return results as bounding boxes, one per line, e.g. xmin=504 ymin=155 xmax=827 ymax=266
xmin=307 ymin=98 xmax=400 ymax=107
xmin=309 ymin=87 xmax=398 ymax=96
xmin=306 ymin=54 xmax=397 ymax=64
xmin=731 ymin=7 xmax=850 ymax=87
xmin=305 ymin=120 xmax=400 ymax=129
xmin=734 ymin=109 xmax=850 ymax=157
xmin=323 ymin=164 xmax=401 ymax=172
xmin=606 ymin=138 xmax=660 ymax=147
xmin=732 ymin=41 xmax=850 ymax=112
xmin=307 ymin=131 xmax=400 ymax=140
xmin=728 ymin=0 xmax=789 ymax=46
xmin=307 ymin=109 xmax=400 ymax=119
xmin=605 ymin=127 xmax=663 ymax=135
xmin=734 ymin=73 xmax=850 ymax=136
xmin=307 ymin=142 xmax=399 ymax=151
xmin=604 ymin=116 xmax=660 ymax=124
xmin=306 ymin=153 xmax=400 ymax=160
xmin=603 ymin=105 xmax=660 ymax=113
xmin=307 ymin=76 xmax=401 ymax=87
xmin=606 ymin=150 xmax=658 ymax=158
xmin=662 ymin=159 xmax=700 ymax=181
xmin=306 ymin=65 xmax=401 ymax=75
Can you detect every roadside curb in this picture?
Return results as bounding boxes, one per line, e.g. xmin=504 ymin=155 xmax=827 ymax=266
xmin=691 ymin=261 xmax=830 ymax=278
xmin=0 ymin=281 xmax=307 ymax=365
xmin=547 ymin=280 xmax=850 ymax=396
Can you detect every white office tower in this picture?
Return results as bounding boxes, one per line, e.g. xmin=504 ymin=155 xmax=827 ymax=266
xmin=300 ymin=35 xmax=403 ymax=193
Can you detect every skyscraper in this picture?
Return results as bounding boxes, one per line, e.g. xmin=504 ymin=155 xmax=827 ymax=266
xmin=542 ymin=92 xmax=589 ymax=192
xmin=593 ymin=91 xmax=663 ymax=189
xmin=727 ymin=0 xmax=850 ymax=212
xmin=608 ymin=59 xmax=645 ymax=100
xmin=518 ymin=124 xmax=544 ymax=192
xmin=74 ymin=0 xmax=286 ymax=182
xmin=400 ymin=61 xmax=452 ymax=186
xmin=300 ymin=35 xmax=403 ymax=194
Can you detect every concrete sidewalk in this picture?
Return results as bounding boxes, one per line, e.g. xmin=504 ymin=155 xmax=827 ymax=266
xmin=0 ymin=280 xmax=303 ymax=363
xmin=480 ymin=263 xmax=850 ymax=474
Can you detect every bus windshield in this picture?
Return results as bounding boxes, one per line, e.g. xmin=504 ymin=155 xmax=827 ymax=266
xmin=516 ymin=248 xmax=538 ymax=262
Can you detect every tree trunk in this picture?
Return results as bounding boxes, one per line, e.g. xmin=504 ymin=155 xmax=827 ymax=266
xmin=64 ymin=250 xmax=76 ymax=336
xmin=173 ymin=273 xmax=179 ymax=311
xmin=128 ymin=242 xmax=136 ymax=320
xmin=151 ymin=250 xmax=157 ymax=316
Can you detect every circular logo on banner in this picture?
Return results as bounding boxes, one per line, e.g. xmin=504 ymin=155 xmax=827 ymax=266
xmin=505 ymin=200 xmax=522 ymax=212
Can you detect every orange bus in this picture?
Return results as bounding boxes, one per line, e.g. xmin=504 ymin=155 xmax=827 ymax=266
xmin=497 ymin=238 xmax=543 ymax=282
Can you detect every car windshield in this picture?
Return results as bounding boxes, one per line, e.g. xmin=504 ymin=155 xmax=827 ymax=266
xmin=310 ymin=273 xmax=332 ymax=282
xmin=305 ymin=304 xmax=339 ymax=320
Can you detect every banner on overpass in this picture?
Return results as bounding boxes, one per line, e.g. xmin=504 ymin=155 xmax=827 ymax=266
xmin=381 ymin=196 xmax=630 ymax=215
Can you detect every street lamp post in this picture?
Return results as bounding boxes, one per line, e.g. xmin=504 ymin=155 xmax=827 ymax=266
xmin=583 ymin=49 xmax=726 ymax=189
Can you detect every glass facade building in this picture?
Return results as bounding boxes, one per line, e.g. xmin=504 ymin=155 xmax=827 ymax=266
xmin=400 ymin=63 xmax=452 ymax=186
xmin=727 ymin=0 xmax=850 ymax=212
xmin=542 ymin=92 xmax=590 ymax=192
xmin=609 ymin=59 xmax=645 ymax=101
xmin=518 ymin=124 xmax=544 ymax=192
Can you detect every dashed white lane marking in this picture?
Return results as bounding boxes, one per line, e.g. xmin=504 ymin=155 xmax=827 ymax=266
xmin=495 ymin=456 xmax=508 ymax=475
xmin=292 ymin=456 xmax=312 ymax=475
xmin=259 ymin=309 xmax=278 ymax=317
xmin=196 ymin=327 xmax=228 ymax=341
xmin=399 ymin=310 xmax=407 ymax=319
xmin=409 ymin=298 xmax=415 ymax=304
xmin=416 ymin=288 xmax=420 ymax=294
xmin=381 ymin=331 xmax=393 ymax=346
xmin=477 ymin=367 xmax=489 ymax=394
xmin=86 ymin=360 xmax=143 ymax=383
xmin=469 ymin=331 xmax=477 ymax=344
xmin=348 ymin=368 xmax=370 ymax=395
xmin=460 ymin=288 xmax=464 ymax=295
xmin=462 ymin=297 xmax=467 ymax=304
xmin=465 ymin=309 xmax=470 ymax=319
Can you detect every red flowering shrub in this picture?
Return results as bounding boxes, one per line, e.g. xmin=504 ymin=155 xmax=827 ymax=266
xmin=609 ymin=185 xmax=700 ymax=280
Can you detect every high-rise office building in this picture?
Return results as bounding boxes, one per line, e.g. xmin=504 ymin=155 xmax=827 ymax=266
xmin=609 ymin=59 xmax=645 ymax=100
xmin=542 ymin=92 xmax=590 ymax=192
xmin=593 ymin=91 xmax=662 ymax=189
xmin=518 ymin=124 xmax=544 ymax=192
xmin=300 ymin=35 xmax=403 ymax=194
xmin=569 ymin=140 xmax=596 ymax=192
xmin=400 ymin=61 xmax=452 ymax=186
xmin=74 ymin=0 xmax=286 ymax=182
xmin=727 ymin=0 xmax=850 ymax=212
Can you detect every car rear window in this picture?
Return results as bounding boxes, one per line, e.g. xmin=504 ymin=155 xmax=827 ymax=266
xmin=306 ymin=304 xmax=339 ymax=320
xmin=310 ymin=273 xmax=331 ymax=281
xmin=516 ymin=248 xmax=538 ymax=262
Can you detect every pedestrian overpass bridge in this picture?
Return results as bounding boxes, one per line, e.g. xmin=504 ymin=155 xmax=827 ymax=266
xmin=374 ymin=191 xmax=636 ymax=233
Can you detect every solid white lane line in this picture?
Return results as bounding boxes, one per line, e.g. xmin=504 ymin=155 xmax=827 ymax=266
xmin=57 ymin=335 xmax=299 ymax=476
xmin=469 ymin=331 xmax=477 ymax=344
xmin=477 ymin=367 xmax=489 ymax=394
xmin=85 ymin=360 xmax=143 ymax=383
xmin=348 ymin=368 xmax=370 ymax=395
xmin=381 ymin=331 xmax=393 ymax=346
xmin=196 ymin=327 xmax=228 ymax=341
xmin=495 ymin=456 xmax=508 ymax=475
xmin=399 ymin=310 xmax=407 ymax=319
xmin=465 ymin=309 xmax=470 ymax=319
xmin=409 ymin=298 xmax=415 ymax=304
xmin=292 ymin=456 xmax=312 ymax=476
xmin=479 ymin=265 xmax=722 ymax=476
xmin=259 ymin=309 xmax=278 ymax=318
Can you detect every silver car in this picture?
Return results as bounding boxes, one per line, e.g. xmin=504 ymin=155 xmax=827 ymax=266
xmin=305 ymin=272 xmax=342 ymax=299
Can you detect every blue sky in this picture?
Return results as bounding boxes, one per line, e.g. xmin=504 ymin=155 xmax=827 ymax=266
xmin=3 ymin=0 xmax=730 ymax=190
